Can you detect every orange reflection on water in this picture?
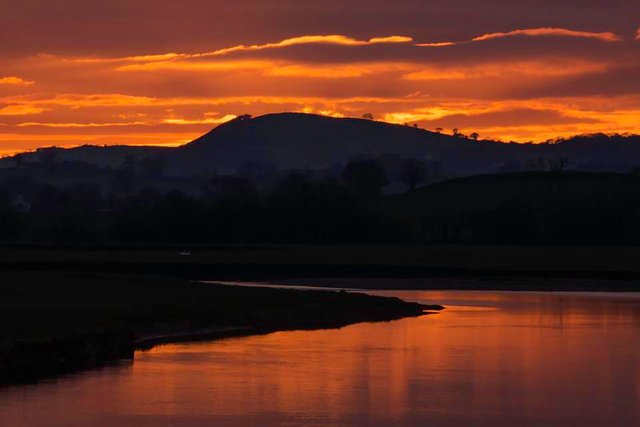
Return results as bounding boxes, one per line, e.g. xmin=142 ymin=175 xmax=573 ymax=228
xmin=1 ymin=291 xmax=639 ymax=426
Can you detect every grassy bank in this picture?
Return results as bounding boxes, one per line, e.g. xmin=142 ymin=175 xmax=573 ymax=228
xmin=0 ymin=271 xmax=438 ymax=386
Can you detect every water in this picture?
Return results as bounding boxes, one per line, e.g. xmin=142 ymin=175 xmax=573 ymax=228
xmin=1 ymin=289 xmax=640 ymax=426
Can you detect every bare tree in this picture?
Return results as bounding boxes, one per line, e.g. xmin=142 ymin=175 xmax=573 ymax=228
xmin=470 ymin=132 xmax=480 ymax=141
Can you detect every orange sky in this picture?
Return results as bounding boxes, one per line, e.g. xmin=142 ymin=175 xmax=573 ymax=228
xmin=1 ymin=1 xmax=640 ymax=155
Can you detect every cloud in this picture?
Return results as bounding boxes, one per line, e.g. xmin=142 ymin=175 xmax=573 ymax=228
xmin=71 ymin=53 xmax=186 ymax=64
xmin=76 ymin=35 xmax=415 ymax=73
xmin=377 ymin=100 xmax=640 ymax=142
xmin=265 ymin=63 xmax=407 ymax=79
xmin=162 ymin=114 xmax=237 ymax=125
xmin=204 ymin=35 xmax=413 ymax=56
xmin=14 ymin=115 xmax=238 ymax=128
xmin=404 ymin=59 xmax=610 ymax=80
xmin=416 ymin=27 xmax=622 ymax=48
xmin=0 ymin=105 xmax=46 ymax=116
xmin=266 ymin=65 xmax=370 ymax=79
xmin=1 ymin=93 xmax=331 ymax=110
xmin=15 ymin=121 xmax=150 ymax=128
xmin=116 ymin=56 xmax=409 ymax=80
xmin=117 ymin=60 xmax=273 ymax=72
xmin=415 ymin=42 xmax=457 ymax=47
xmin=473 ymin=27 xmax=622 ymax=43
xmin=0 ymin=76 xmax=34 ymax=85
xmin=636 ymin=28 xmax=640 ymax=40
xmin=72 ymin=34 xmax=414 ymax=69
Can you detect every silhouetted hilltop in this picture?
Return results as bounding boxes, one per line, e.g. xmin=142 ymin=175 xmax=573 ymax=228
xmin=175 ymin=113 xmax=458 ymax=173
xmin=2 ymin=114 xmax=640 ymax=178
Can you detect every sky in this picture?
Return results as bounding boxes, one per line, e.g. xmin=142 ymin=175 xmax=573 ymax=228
xmin=1 ymin=0 xmax=640 ymax=155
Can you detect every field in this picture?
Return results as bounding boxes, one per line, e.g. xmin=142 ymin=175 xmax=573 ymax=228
xmin=2 ymin=245 xmax=640 ymax=281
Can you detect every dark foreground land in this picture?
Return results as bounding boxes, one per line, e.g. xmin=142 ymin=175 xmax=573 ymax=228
xmin=3 ymin=245 xmax=640 ymax=286
xmin=0 ymin=271 xmax=438 ymax=387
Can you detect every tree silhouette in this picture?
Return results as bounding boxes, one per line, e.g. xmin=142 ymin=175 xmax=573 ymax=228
xmin=209 ymin=174 xmax=256 ymax=199
xmin=430 ymin=160 xmax=443 ymax=180
xmin=138 ymin=158 xmax=167 ymax=180
xmin=112 ymin=157 xmax=136 ymax=195
xmin=470 ymin=132 xmax=480 ymax=141
xmin=342 ymin=159 xmax=388 ymax=198
xmin=13 ymin=153 xmax=24 ymax=169
xmin=548 ymin=156 xmax=570 ymax=172
xmin=36 ymin=149 xmax=59 ymax=172
xmin=400 ymin=159 xmax=428 ymax=192
xmin=434 ymin=127 xmax=444 ymax=134
xmin=362 ymin=113 xmax=374 ymax=120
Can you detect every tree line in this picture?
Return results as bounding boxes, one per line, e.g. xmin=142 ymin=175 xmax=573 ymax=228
xmin=2 ymin=156 xmax=640 ymax=245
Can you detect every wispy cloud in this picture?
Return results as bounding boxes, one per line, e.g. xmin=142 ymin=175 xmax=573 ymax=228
xmin=473 ymin=27 xmax=622 ymax=43
xmin=0 ymin=93 xmax=421 ymax=110
xmin=415 ymin=42 xmax=457 ymax=47
xmin=0 ymin=105 xmax=46 ymax=116
xmin=0 ymin=76 xmax=34 ymax=85
xmin=71 ymin=53 xmax=186 ymax=64
xmin=417 ymin=27 xmax=622 ymax=47
xmin=404 ymin=59 xmax=610 ymax=80
xmin=118 ymin=58 xmax=407 ymax=78
xmin=162 ymin=114 xmax=237 ymax=125
xmin=117 ymin=60 xmax=272 ymax=72
xmin=15 ymin=121 xmax=150 ymax=128
xmin=67 ymin=34 xmax=414 ymax=68
xmin=204 ymin=35 xmax=413 ymax=56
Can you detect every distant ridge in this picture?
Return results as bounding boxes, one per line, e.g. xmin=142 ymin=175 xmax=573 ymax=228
xmin=3 ymin=113 xmax=640 ymax=177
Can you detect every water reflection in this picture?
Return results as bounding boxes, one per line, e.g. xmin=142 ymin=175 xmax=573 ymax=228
xmin=1 ymin=290 xmax=639 ymax=426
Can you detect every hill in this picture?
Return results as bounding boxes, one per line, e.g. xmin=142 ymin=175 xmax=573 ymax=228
xmin=387 ymin=171 xmax=640 ymax=244
xmin=2 ymin=113 xmax=640 ymax=179
xmin=395 ymin=171 xmax=639 ymax=212
xmin=174 ymin=113 xmax=460 ymax=173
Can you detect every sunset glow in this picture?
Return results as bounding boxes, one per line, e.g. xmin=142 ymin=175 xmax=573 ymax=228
xmin=1 ymin=1 xmax=640 ymax=154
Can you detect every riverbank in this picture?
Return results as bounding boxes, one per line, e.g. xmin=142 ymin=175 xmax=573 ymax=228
xmin=269 ymin=277 xmax=640 ymax=292
xmin=0 ymin=271 xmax=440 ymax=387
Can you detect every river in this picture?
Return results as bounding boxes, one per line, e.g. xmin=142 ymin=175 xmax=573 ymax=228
xmin=1 ymin=288 xmax=639 ymax=426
